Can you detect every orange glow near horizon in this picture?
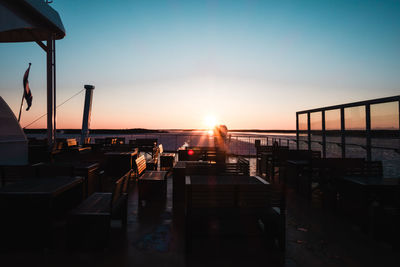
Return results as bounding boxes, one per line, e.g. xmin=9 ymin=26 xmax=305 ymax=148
xmin=204 ymin=115 xmax=218 ymax=129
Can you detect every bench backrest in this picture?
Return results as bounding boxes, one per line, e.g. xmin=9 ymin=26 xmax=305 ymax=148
xmin=184 ymin=160 xmax=249 ymax=176
xmin=135 ymin=155 xmax=147 ymax=177
xmin=111 ymin=172 xmax=130 ymax=210
xmin=34 ymin=162 xmax=75 ymax=178
xmin=187 ymin=176 xmax=275 ymax=210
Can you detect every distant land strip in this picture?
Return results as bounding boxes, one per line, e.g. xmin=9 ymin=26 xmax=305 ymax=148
xmin=23 ymin=128 xmax=296 ymax=134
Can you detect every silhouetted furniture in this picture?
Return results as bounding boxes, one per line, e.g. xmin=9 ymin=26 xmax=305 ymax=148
xmin=53 ymin=138 xmax=92 ymax=162
xmin=267 ymin=149 xmax=321 ymax=183
xmin=33 ymin=162 xmax=101 ymax=198
xmin=104 ymin=150 xmax=138 ymax=178
xmin=147 ymin=144 xmax=163 ymax=170
xmin=256 ymin=146 xmax=289 ymax=177
xmin=0 ymin=177 xmax=84 ymax=248
xmin=172 ymin=159 xmax=250 ymax=207
xmin=160 ymin=152 xmax=175 ymax=170
xmin=178 ymin=146 xmax=226 ymax=163
xmin=185 ymin=175 xmax=285 ymax=262
xmin=336 ymin=176 xmax=399 ymax=237
xmin=135 ymin=155 xmax=167 ymax=204
xmin=67 ymin=171 xmax=130 ymax=249
xmin=130 ymin=138 xmax=157 ymax=156
xmin=28 ymin=142 xmax=50 ymax=164
xmin=287 ymin=158 xmax=383 ymax=207
xmin=0 ymin=165 xmax=38 ymax=186
xmin=74 ymin=162 xmax=101 ymax=198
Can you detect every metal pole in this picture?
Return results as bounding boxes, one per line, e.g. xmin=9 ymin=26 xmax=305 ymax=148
xmin=81 ymin=85 xmax=95 ymax=144
xmin=366 ymin=104 xmax=371 ymax=161
xmin=46 ymin=36 xmax=54 ymax=149
xmin=340 ymin=107 xmax=346 ymax=158
xmin=322 ymin=110 xmax=326 ymax=158
xmin=53 ymin=38 xmax=56 ymax=143
xmin=296 ymin=113 xmax=299 ymax=150
xmin=307 ymin=112 xmax=311 ymax=151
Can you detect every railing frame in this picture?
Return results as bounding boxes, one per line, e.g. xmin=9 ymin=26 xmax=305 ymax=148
xmin=296 ymin=95 xmax=400 ymax=160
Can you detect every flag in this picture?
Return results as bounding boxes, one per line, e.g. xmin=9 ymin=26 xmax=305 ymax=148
xmin=23 ymin=63 xmax=32 ymax=111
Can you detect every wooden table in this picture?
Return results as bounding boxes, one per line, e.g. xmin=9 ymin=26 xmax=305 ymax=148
xmin=160 ymin=153 xmax=176 ymax=170
xmin=185 ymin=175 xmax=270 ymax=250
xmin=337 ymin=176 xmax=400 ymax=235
xmin=0 ymin=177 xmax=84 ymax=248
xmin=73 ymin=162 xmax=100 ymax=197
xmin=105 ymin=150 xmax=138 ymax=177
xmin=286 ymin=159 xmax=311 ymax=196
xmin=138 ymin=170 xmax=168 ymax=203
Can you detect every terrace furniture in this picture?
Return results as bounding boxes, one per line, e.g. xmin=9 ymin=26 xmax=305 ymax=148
xmin=172 ymin=159 xmax=250 ymax=206
xmin=67 ymin=171 xmax=130 ymax=248
xmin=185 ymin=174 xmax=286 ymax=263
xmin=130 ymin=138 xmax=158 ymax=157
xmin=34 ymin=162 xmax=101 ymax=198
xmin=147 ymin=144 xmax=163 ymax=170
xmin=104 ymin=150 xmax=138 ymax=178
xmin=288 ymin=158 xmax=382 ymax=206
xmin=160 ymin=152 xmax=176 ymax=171
xmin=266 ymin=149 xmax=320 ymax=184
xmin=135 ymin=155 xmax=168 ymax=204
xmin=178 ymin=146 xmax=226 ymax=163
xmin=53 ymin=138 xmax=92 ymax=162
xmin=73 ymin=162 xmax=101 ymax=198
xmin=0 ymin=176 xmax=84 ymax=248
xmin=0 ymin=164 xmax=38 ymax=186
xmin=336 ymin=176 xmax=399 ymax=235
xmin=255 ymin=145 xmax=289 ymax=176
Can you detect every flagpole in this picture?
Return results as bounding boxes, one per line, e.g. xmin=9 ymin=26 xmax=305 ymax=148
xmin=17 ymin=94 xmax=24 ymax=122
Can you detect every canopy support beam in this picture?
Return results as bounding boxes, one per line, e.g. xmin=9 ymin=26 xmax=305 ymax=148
xmin=35 ymin=40 xmax=48 ymax=52
xmin=45 ymin=35 xmax=55 ymax=149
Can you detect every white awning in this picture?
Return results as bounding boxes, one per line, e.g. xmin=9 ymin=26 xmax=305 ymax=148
xmin=0 ymin=97 xmax=28 ymax=165
xmin=0 ymin=0 xmax=65 ymax=42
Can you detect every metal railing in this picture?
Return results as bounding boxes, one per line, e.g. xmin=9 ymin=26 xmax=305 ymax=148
xmin=296 ymin=95 xmax=400 ymax=177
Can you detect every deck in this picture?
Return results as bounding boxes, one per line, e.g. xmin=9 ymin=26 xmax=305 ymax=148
xmin=0 ymin=173 xmax=399 ymax=267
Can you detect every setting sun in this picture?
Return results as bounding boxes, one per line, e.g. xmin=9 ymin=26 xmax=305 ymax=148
xmin=204 ymin=115 xmax=218 ymax=129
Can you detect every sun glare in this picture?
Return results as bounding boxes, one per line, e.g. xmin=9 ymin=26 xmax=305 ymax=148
xmin=204 ymin=115 xmax=218 ymax=129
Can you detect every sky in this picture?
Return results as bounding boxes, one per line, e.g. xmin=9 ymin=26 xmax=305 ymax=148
xmin=1 ymin=0 xmax=399 ymax=130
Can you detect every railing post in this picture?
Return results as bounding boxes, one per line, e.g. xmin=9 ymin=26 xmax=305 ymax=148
xmin=307 ymin=112 xmax=311 ymax=151
xmin=296 ymin=113 xmax=299 ymax=150
xmin=341 ymin=107 xmax=346 ymax=158
xmin=366 ymin=104 xmax=371 ymax=161
xmin=322 ymin=110 xmax=326 ymax=158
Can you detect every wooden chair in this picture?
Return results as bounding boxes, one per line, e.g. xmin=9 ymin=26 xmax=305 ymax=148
xmin=67 ymin=171 xmax=130 ymax=249
xmin=135 ymin=155 xmax=168 ymax=204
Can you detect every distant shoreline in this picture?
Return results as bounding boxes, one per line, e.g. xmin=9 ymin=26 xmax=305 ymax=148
xmin=23 ymin=128 xmax=399 ymax=138
xmin=23 ymin=128 xmax=296 ymax=134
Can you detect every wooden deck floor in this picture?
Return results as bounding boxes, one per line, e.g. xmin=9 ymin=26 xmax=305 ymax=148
xmin=0 ymin=173 xmax=399 ymax=267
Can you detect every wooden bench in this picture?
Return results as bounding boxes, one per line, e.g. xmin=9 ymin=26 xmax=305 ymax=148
xmin=147 ymin=144 xmax=163 ymax=170
xmin=268 ymin=149 xmax=320 ymax=183
xmin=67 ymin=171 xmax=130 ymax=248
xmin=185 ymin=175 xmax=286 ymax=262
xmin=178 ymin=147 xmax=226 ymax=163
xmin=160 ymin=151 xmax=176 ymax=171
xmin=0 ymin=165 xmax=38 ymax=187
xmin=130 ymin=138 xmax=157 ymax=154
xmin=135 ymin=155 xmax=168 ymax=204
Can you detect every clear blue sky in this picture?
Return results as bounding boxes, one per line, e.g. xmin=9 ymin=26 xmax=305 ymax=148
xmin=1 ymin=0 xmax=399 ymax=129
